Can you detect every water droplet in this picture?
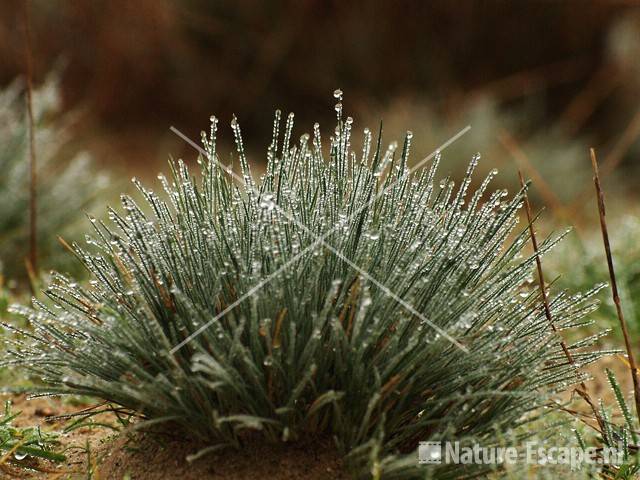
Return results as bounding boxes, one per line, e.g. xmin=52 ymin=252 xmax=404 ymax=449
xmin=259 ymin=194 xmax=276 ymax=211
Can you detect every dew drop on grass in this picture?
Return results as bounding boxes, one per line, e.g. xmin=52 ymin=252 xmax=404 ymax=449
xmin=259 ymin=194 xmax=276 ymax=211
xmin=3 ymin=91 xmax=603 ymax=461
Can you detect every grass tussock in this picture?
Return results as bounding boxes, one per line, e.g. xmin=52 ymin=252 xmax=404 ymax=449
xmin=2 ymin=99 xmax=612 ymax=478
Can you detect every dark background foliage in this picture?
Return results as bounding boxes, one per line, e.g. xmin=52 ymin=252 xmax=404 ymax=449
xmin=1 ymin=0 xmax=639 ymax=174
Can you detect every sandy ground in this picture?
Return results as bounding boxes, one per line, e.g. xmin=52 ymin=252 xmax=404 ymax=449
xmin=0 ymin=393 xmax=117 ymax=479
xmin=0 ymin=393 xmax=345 ymax=479
xmin=98 ymin=433 xmax=344 ymax=480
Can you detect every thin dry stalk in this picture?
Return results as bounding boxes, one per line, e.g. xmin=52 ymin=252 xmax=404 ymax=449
xmin=518 ymin=171 xmax=604 ymax=432
xmin=590 ymin=148 xmax=640 ymax=421
xmin=22 ymin=0 xmax=37 ymax=274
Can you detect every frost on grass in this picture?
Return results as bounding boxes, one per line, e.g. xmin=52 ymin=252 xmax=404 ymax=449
xmin=2 ymin=96 xmax=608 ymax=477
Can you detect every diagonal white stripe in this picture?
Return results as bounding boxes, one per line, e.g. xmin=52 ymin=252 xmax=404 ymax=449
xmin=168 ymin=123 xmax=470 ymax=354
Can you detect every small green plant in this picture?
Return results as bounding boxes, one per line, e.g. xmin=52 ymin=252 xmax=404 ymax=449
xmin=602 ymin=369 xmax=640 ymax=478
xmin=0 ymin=401 xmax=65 ymax=470
xmin=570 ymin=369 xmax=640 ymax=479
xmin=3 ymin=98 xmax=608 ymax=478
xmin=0 ymin=74 xmax=109 ymax=279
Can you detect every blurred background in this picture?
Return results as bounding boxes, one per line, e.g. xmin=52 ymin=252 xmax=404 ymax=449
xmin=1 ymin=0 xmax=640 ymax=194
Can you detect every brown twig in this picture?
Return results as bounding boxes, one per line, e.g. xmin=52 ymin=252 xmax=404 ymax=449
xmin=22 ymin=0 xmax=37 ymax=275
xmin=590 ymin=148 xmax=640 ymax=421
xmin=518 ymin=171 xmax=604 ymax=432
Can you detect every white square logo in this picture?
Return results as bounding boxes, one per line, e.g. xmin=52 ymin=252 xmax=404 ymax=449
xmin=418 ymin=441 xmax=442 ymax=464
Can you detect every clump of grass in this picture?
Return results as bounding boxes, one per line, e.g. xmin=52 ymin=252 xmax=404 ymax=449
xmin=0 ymin=74 xmax=109 ymax=280
xmin=2 ymin=98 xmax=608 ymax=477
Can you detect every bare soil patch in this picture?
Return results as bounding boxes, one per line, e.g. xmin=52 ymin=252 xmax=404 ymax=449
xmin=98 ymin=433 xmax=345 ymax=480
xmin=0 ymin=393 xmax=345 ymax=479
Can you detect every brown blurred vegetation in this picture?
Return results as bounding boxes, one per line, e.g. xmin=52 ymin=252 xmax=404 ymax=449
xmin=1 ymin=0 xmax=640 ymax=175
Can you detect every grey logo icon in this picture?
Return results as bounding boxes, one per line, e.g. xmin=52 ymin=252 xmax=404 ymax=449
xmin=418 ymin=441 xmax=442 ymax=464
